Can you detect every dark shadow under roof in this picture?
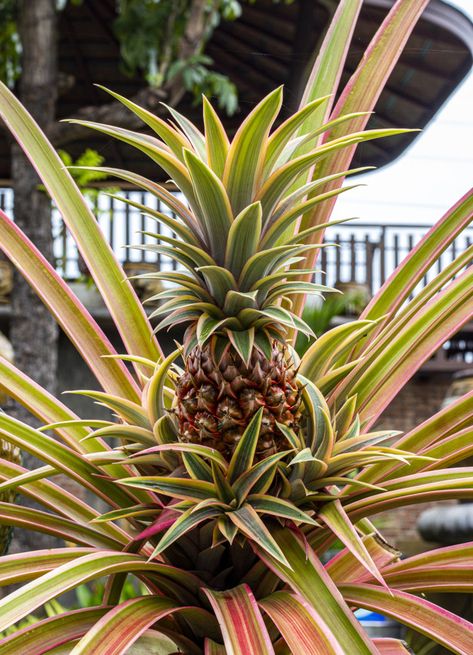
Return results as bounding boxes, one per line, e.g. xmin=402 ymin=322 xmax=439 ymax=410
xmin=0 ymin=0 xmax=471 ymax=181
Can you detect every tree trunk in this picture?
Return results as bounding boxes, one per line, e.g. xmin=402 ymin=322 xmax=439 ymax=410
xmin=7 ymin=0 xmax=59 ymax=553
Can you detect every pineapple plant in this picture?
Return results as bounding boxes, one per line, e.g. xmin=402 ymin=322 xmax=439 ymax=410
xmin=67 ymin=85 xmax=408 ymax=464
xmin=0 ymin=1 xmax=471 ymax=653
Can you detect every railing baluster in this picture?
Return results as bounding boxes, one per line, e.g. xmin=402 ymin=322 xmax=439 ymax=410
xmin=393 ymin=233 xmax=399 ymax=268
xmin=379 ymin=227 xmax=386 ymax=286
xmin=141 ymin=192 xmax=147 ymax=263
xmin=156 ymin=193 xmax=163 ymax=270
xmin=320 ymin=245 xmax=327 ymax=287
xmin=124 ymin=191 xmax=130 ymax=252
xmin=108 ymin=195 xmax=114 ymax=253
xmin=350 ymin=234 xmax=356 ymax=281
xmin=334 ymin=233 xmax=341 ymax=283
xmin=365 ymin=234 xmax=373 ymax=294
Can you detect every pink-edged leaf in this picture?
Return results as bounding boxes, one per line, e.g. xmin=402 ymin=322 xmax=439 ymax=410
xmin=326 ymin=534 xmax=400 ymax=585
xmin=135 ymin=442 xmax=228 ymax=471
xmin=381 ymin=542 xmax=473 ymax=593
xmin=292 ymin=0 xmax=430 ymax=320
xmin=346 ymin=469 xmax=473 ymax=521
xmin=260 ymin=590 xmax=345 ymax=655
xmin=0 ymin=607 xmax=109 ymax=655
xmin=329 ymin=0 xmax=429 ymax=132
xmin=0 ymin=551 xmax=201 ymax=633
xmin=0 ymin=358 xmax=138 ymax=486
xmin=341 ymin=583 xmax=473 ymax=655
xmin=355 ymin=488 xmax=473 ymax=523
xmin=0 ymin=459 xmax=135 ymax=546
xmin=372 ymin=639 xmax=412 ymax=655
xmin=360 ymin=189 xmax=473 ymax=330
xmin=130 ymin=629 xmax=200 ymax=655
xmin=70 ymin=596 xmax=193 ymax=655
xmin=228 ymin=504 xmax=290 ymax=567
xmin=0 ymin=547 xmax=93 ymax=586
xmin=334 ymin=267 xmax=473 ymax=426
xmin=0 ymin=212 xmax=140 ymax=401
xmin=151 ymin=503 xmax=224 ymax=559
xmin=385 ymin=566 xmax=473 ymax=594
xmin=0 ymin=82 xmax=162 ymax=370
xmin=0 ymin=355 xmax=116 ymax=456
xmin=254 ymin=527 xmax=378 ymax=654
xmin=0 ymin=502 xmax=125 ymax=549
xmin=204 ymin=584 xmax=275 ymax=655
xmin=385 ymin=542 xmax=473 ymax=573
xmin=318 ymin=499 xmax=386 ymax=587
xmin=297 ymin=0 xmax=363 ymax=145
xmin=358 ymin=390 xmax=473 ymax=485
xmin=404 ymin=426 xmax=473 ymax=475
xmin=134 ymin=507 xmax=180 ymax=541
xmin=0 ymin=414 xmax=137 ymax=508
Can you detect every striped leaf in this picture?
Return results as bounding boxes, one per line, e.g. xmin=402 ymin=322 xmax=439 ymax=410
xmin=227 ymin=328 xmax=255 ymax=367
xmin=205 ymin=639 xmax=226 ymax=655
xmin=118 ymin=476 xmax=217 ymax=502
xmin=341 ymin=583 xmax=473 ymax=655
xmin=67 ymin=391 xmax=150 ymax=429
xmin=255 ymin=527 xmax=378 ymax=654
xmin=225 ymin=202 xmax=263 ymax=276
xmin=291 ymin=0 xmax=430 ymax=321
xmin=164 ymin=103 xmax=207 ymax=159
xmin=0 ymin=551 xmax=200 ymax=633
xmin=296 ymin=0 xmax=363 ymax=145
xmin=0 ymin=82 xmax=161 ymax=368
xmin=136 ymin=443 xmax=227 ymax=471
xmin=66 ymin=120 xmax=196 ymax=204
xmin=227 ymin=408 xmax=263 ymax=482
xmin=184 ymin=149 xmax=234 ymax=258
xmin=336 ymin=268 xmax=473 ymax=425
xmin=228 ymin=506 xmax=289 ymax=567
xmin=0 ymin=357 xmax=108 ymax=454
xmin=151 ymin=504 xmax=224 ymax=559
xmin=205 ymin=584 xmax=275 ymax=655
xmin=203 ymin=96 xmax=230 ymax=177
xmin=260 ymin=591 xmax=345 ymax=655
xmin=263 ymin=95 xmax=331 ymax=175
xmin=0 ymin=415 xmax=135 ymax=507
xmin=223 ymin=87 xmax=283 ymax=213
xmin=0 ymin=608 xmax=109 ymax=655
xmin=96 ymin=85 xmax=189 ymax=159
xmin=0 ymin=548 xmax=93 ymax=587
xmin=0 ymin=212 xmax=140 ymax=402
xmin=318 ymin=500 xmax=386 ymax=587
xmin=70 ymin=596 xmax=188 ymax=655
xmin=248 ymin=495 xmax=318 ymax=526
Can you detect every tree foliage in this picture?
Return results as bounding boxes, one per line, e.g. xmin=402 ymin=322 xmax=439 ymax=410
xmin=0 ymin=0 xmax=293 ymax=114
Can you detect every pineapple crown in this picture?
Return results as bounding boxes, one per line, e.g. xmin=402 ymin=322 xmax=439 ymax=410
xmin=67 ymin=86 xmax=413 ymax=361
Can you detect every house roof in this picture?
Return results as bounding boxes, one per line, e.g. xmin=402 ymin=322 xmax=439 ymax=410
xmin=0 ymin=0 xmax=471 ymax=181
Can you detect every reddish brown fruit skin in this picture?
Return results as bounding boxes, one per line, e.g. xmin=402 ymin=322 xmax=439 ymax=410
xmin=175 ymin=340 xmax=301 ymax=458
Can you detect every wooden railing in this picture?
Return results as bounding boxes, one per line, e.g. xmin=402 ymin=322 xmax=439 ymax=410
xmin=1 ymin=186 xmax=472 ymax=371
xmin=2 ymin=187 xmax=471 ymax=293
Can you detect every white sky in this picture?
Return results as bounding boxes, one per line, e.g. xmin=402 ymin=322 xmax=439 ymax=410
xmin=332 ymin=0 xmax=473 ymax=226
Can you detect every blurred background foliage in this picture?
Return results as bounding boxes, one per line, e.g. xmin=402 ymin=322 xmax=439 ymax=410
xmin=0 ymin=0 xmax=294 ymax=114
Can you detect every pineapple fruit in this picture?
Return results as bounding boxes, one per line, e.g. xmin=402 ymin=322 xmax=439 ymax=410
xmin=176 ymin=338 xmax=301 ymax=458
